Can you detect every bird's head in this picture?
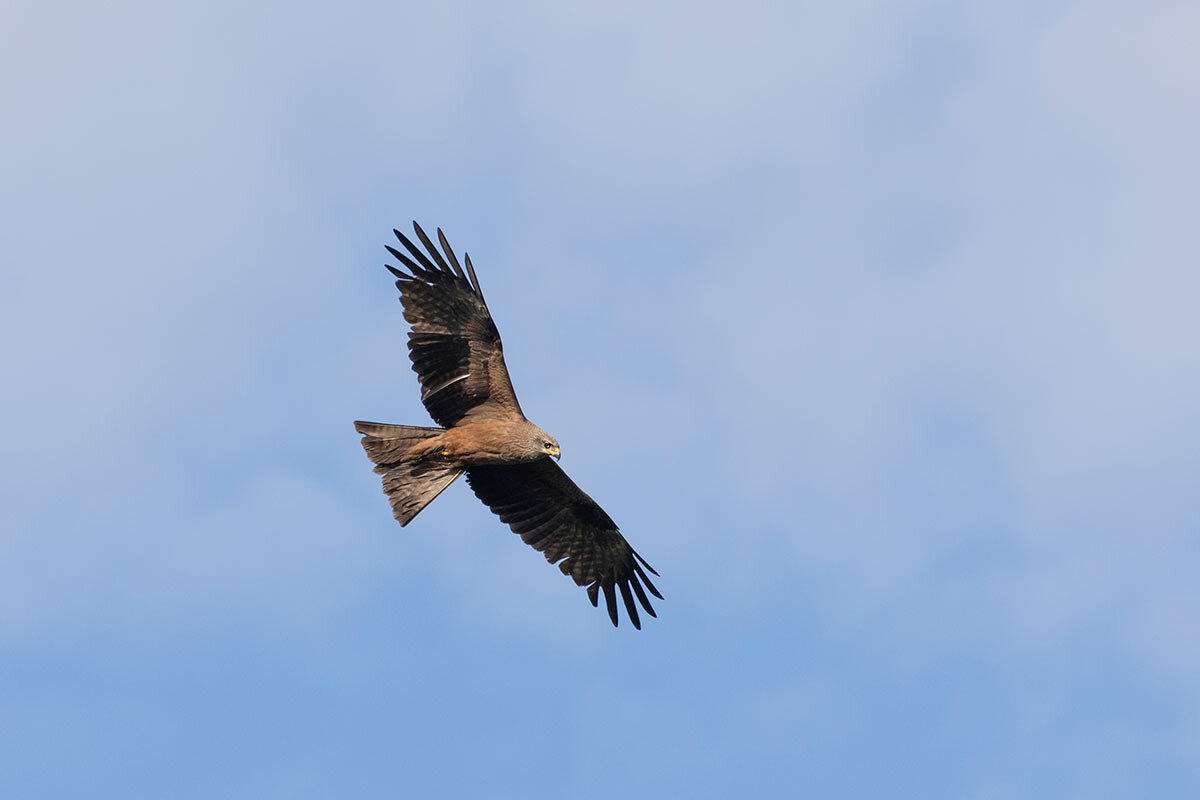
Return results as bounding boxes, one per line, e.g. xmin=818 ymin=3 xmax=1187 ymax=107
xmin=525 ymin=423 xmax=561 ymax=461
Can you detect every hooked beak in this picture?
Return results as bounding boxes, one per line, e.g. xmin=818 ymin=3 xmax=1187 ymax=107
xmin=547 ymin=446 xmax=561 ymax=461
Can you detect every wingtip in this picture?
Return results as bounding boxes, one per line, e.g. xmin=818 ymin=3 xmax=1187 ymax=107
xmin=410 ymin=222 xmax=453 ymax=274
xmin=633 ymin=549 xmax=660 ymax=577
xmin=602 ymin=578 xmax=619 ymax=627
xmin=638 ymin=567 xmax=664 ymax=601
xmin=629 ymin=572 xmax=657 ymax=619
xmin=618 ymin=580 xmax=641 ymax=630
xmin=436 ymin=227 xmax=468 ymax=280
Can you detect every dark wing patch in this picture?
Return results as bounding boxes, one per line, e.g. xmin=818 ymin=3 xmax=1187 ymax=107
xmin=386 ymin=222 xmax=523 ymax=427
xmin=466 ymin=460 xmax=662 ymax=629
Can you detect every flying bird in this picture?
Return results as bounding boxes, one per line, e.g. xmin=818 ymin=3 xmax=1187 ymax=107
xmin=354 ymin=222 xmax=662 ymax=628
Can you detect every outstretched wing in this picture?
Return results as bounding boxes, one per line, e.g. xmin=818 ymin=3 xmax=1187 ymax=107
xmin=385 ymin=222 xmax=523 ymax=427
xmin=465 ymin=460 xmax=662 ymax=629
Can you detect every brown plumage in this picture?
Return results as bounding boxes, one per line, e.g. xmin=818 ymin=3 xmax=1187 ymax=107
xmin=354 ymin=222 xmax=661 ymax=629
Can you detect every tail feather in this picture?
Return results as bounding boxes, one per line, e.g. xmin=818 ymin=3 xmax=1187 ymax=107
xmin=378 ymin=460 xmax=462 ymax=526
xmin=354 ymin=421 xmax=463 ymax=526
xmin=354 ymin=421 xmax=441 ymax=438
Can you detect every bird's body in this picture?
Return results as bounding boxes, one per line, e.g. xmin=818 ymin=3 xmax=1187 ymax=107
xmin=354 ymin=223 xmax=661 ymax=628
xmin=406 ymin=419 xmax=557 ymax=465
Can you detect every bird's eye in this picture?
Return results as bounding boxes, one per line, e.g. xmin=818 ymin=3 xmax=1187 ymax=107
xmin=544 ymin=442 xmax=554 ymax=449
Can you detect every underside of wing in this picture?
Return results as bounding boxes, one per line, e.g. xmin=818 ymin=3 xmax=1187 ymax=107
xmin=385 ymin=222 xmax=524 ymax=427
xmin=465 ymin=459 xmax=662 ymax=629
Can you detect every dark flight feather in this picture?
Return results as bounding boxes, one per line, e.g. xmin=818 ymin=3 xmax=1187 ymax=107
xmin=436 ymin=227 xmax=469 ymax=282
xmin=412 ymin=222 xmax=452 ymax=274
xmin=463 ymin=252 xmax=487 ymax=307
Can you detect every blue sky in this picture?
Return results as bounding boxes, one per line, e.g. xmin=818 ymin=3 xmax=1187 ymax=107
xmin=3 ymin=1 xmax=1199 ymax=796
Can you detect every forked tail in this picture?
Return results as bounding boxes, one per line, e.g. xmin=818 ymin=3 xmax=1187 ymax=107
xmin=353 ymin=421 xmax=463 ymax=526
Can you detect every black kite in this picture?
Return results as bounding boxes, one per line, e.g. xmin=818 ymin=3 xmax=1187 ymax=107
xmin=354 ymin=223 xmax=661 ymax=628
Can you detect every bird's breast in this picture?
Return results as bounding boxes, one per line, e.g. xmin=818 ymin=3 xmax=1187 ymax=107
xmin=439 ymin=421 xmax=535 ymax=466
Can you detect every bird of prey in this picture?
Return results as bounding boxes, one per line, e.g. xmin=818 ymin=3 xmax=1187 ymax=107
xmin=354 ymin=222 xmax=662 ymax=629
